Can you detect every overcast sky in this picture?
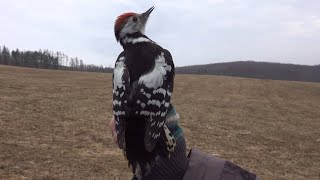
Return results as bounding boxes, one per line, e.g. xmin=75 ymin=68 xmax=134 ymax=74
xmin=0 ymin=0 xmax=319 ymax=66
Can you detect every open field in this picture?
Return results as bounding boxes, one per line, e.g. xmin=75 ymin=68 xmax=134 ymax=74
xmin=0 ymin=64 xmax=320 ymax=180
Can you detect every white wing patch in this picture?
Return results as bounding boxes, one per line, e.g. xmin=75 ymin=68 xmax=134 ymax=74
xmin=113 ymin=57 xmax=126 ymax=89
xmin=138 ymin=52 xmax=172 ymax=89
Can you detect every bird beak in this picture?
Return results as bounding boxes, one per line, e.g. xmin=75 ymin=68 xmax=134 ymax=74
xmin=141 ymin=6 xmax=154 ymax=21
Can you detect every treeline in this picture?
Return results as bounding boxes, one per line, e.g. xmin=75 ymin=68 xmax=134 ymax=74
xmin=176 ymin=61 xmax=320 ymax=83
xmin=0 ymin=45 xmax=112 ymax=73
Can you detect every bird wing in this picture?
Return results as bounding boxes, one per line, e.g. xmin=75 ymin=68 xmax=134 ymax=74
xmin=133 ymin=50 xmax=175 ymax=152
xmin=113 ymin=52 xmax=131 ymax=149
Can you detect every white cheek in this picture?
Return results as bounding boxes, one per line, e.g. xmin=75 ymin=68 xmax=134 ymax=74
xmin=120 ymin=21 xmax=139 ymax=37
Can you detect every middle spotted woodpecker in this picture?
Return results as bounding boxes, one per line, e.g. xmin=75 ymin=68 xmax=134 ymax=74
xmin=112 ymin=6 xmax=177 ymax=179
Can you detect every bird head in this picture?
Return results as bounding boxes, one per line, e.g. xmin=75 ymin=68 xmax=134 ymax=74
xmin=114 ymin=6 xmax=154 ymax=42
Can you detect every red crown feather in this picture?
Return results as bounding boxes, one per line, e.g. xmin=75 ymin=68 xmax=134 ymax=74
xmin=114 ymin=12 xmax=137 ymax=41
xmin=115 ymin=12 xmax=136 ymax=31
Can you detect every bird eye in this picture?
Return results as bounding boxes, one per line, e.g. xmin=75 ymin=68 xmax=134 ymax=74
xmin=132 ymin=17 xmax=138 ymax=22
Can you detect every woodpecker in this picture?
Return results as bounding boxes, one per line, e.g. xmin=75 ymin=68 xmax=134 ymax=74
xmin=112 ymin=6 xmax=176 ymax=179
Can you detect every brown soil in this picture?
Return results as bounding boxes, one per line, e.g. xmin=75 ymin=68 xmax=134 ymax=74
xmin=0 ymin=65 xmax=319 ymax=180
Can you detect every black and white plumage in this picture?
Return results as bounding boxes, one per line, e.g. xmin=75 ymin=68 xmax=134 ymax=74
xmin=112 ymin=6 xmax=176 ymax=178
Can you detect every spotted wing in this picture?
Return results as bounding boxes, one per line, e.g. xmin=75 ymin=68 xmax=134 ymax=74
xmin=113 ymin=52 xmax=130 ymax=149
xmin=133 ymin=50 xmax=175 ymax=152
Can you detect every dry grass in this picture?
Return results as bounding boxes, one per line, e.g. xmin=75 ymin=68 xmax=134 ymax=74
xmin=0 ymin=65 xmax=319 ymax=180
